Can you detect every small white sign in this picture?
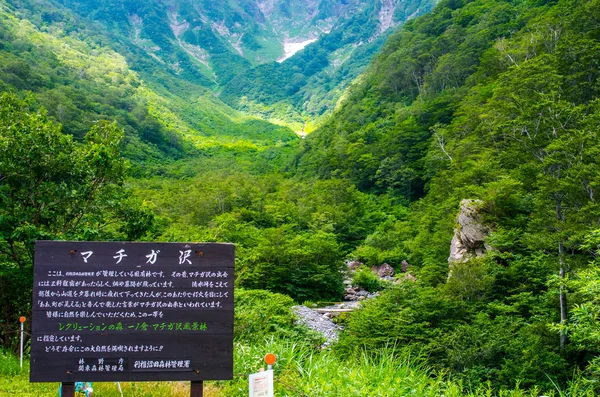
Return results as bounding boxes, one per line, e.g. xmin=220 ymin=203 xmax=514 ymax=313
xmin=249 ymin=369 xmax=274 ymax=397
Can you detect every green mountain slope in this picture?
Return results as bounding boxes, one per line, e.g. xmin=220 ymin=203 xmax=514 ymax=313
xmin=41 ymin=0 xmax=437 ymax=129
xmin=0 ymin=0 xmax=298 ymax=167
xmin=295 ymin=0 xmax=600 ymax=278
xmin=295 ymin=0 xmax=540 ymax=198
xmin=48 ymin=0 xmax=384 ymax=87
xmin=291 ymin=0 xmax=600 ymax=387
xmin=220 ymin=0 xmax=438 ymax=128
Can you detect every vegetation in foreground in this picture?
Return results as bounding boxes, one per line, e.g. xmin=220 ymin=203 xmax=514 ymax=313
xmin=2 ymin=289 xmax=596 ymax=396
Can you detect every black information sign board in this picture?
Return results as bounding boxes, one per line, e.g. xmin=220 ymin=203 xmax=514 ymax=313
xmin=30 ymin=241 xmax=234 ymax=383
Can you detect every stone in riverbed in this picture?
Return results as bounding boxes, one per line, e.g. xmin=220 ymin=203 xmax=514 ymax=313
xmin=371 ymin=263 xmax=395 ymax=278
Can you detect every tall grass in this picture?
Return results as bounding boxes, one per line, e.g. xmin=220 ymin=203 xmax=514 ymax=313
xmin=219 ymin=339 xmax=592 ymax=397
xmin=1 ymin=343 xmax=595 ymax=396
xmin=0 ymin=348 xmax=220 ymax=397
xmin=0 ymin=350 xmax=56 ymax=396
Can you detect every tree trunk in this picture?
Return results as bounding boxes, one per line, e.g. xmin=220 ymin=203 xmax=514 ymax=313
xmin=559 ymin=240 xmax=567 ymax=349
xmin=556 ymin=191 xmax=567 ymax=350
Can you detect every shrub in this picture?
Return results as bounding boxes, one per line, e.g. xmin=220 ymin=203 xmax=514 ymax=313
xmin=352 ymin=265 xmax=382 ymax=292
xmin=234 ymin=288 xmax=322 ymax=346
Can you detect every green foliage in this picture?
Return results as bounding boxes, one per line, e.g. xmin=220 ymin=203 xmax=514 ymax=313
xmin=351 ymin=265 xmax=383 ymax=292
xmin=287 ymin=0 xmax=600 ymax=387
xmin=336 ymin=283 xmax=464 ymax=356
xmin=439 ymin=313 xmax=567 ymax=390
xmin=0 ymin=353 xmax=57 ymax=396
xmin=0 ymin=349 xmax=21 ymax=377
xmin=444 ymin=258 xmax=493 ymax=302
xmin=221 ymin=338 xmax=579 ymax=397
xmin=0 ymin=93 xmax=134 ymax=245
xmin=133 ymin=173 xmax=393 ymax=302
xmin=294 ymin=0 xmax=539 ymax=197
xmin=0 ymin=0 xmax=297 ymax=173
xmin=351 ymin=213 xmax=411 ymax=268
xmin=0 ymin=2 xmax=190 ymax=157
xmin=240 ymin=229 xmax=345 ymax=302
xmin=0 ymin=93 xmax=155 ymax=349
xmin=234 ymin=288 xmax=323 ymax=346
xmin=5 ymin=342 xmax=592 ymax=396
xmin=337 ymin=272 xmax=570 ymax=390
xmin=559 ymin=230 xmax=600 ymax=386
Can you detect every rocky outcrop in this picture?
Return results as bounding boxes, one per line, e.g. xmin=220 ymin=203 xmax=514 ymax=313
xmin=448 ymin=199 xmax=492 ymax=265
xmin=344 ymin=260 xmax=382 ymax=301
xmin=378 ymin=0 xmax=398 ymax=33
xmin=346 ymin=260 xmax=363 ymax=271
xmin=370 ymin=263 xmax=395 ymax=277
xmin=401 ymin=260 xmax=411 ymax=273
xmin=343 ymin=286 xmax=379 ymax=301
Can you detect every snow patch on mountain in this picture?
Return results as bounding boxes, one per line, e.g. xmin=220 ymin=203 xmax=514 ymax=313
xmin=277 ymin=38 xmax=318 ymax=62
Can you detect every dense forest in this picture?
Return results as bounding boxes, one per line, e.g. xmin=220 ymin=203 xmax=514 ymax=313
xmin=2 ymin=0 xmax=600 ymax=394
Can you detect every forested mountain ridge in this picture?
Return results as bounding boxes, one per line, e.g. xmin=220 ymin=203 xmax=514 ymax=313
xmin=40 ymin=0 xmax=437 ymax=129
xmin=294 ymin=0 xmax=600 ymax=276
xmin=53 ymin=0 xmax=374 ymax=82
xmin=0 ymin=0 xmax=299 ymax=169
xmin=220 ymin=0 xmax=437 ymax=128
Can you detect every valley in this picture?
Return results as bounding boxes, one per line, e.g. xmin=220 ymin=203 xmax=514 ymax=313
xmin=1 ymin=0 xmax=600 ymax=395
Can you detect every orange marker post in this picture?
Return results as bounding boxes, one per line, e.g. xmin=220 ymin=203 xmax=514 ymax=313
xmin=264 ymin=353 xmax=276 ymax=370
xmin=19 ymin=316 xmax=26 ymax=369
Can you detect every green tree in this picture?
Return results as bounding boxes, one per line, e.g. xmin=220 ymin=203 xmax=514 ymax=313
xmin=484 ymin=59 xmax=600 ymax=347
xmin=0 ymin=93 xmax=154 ymax=350
xmin=239 ymin=228 xmax=345 ymax=302
xmin=562 ymin=230 xmax=600 ymax=384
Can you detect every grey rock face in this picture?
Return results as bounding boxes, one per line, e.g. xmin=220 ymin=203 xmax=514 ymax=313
xmin=401 ymin=260 xmax=411 ymax=273
xmin=448 ymin=199 xmax=493 ymax=272
xmin=456 ymin=199 xmax=491 ymax=250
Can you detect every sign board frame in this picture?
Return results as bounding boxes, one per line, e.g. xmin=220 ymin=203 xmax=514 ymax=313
xmin=30 ymin=241 xmax=234 ymax=383
xmin=249 ymin=370 xmax=274 ymax=397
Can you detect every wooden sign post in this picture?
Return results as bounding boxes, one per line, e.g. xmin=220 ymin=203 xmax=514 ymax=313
xmin=191 ymin=380 xmax=203 ymax=397
xmin=30 ymin=241 xmax=234 ymax=396
xmin=61 ymin=382 xmax=75 ymax=397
